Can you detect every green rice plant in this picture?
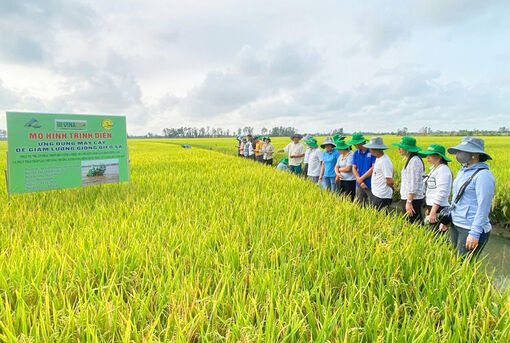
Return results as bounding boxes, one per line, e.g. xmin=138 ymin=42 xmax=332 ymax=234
xmin=0 ymin=140 xmax=508 ymax=341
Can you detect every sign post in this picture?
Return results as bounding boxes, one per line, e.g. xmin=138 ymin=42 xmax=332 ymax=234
xmin=6 ymin=112 xmax=130 ymax=194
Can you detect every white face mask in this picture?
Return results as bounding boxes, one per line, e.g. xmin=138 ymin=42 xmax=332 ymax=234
xmin=455 ymin=151 xmax=473 ymax=165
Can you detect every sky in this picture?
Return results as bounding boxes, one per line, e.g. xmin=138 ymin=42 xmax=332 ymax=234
xmin=1 ymin=0 xmax=509 ymax=135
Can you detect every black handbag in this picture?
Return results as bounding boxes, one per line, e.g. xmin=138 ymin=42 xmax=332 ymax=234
xmin=437 ymin=168 xmax=483 ymax=225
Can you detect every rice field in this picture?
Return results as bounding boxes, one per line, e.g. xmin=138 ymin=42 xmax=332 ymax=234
xmin=0 ymin=140 xmax=509 ymax=341
xmin=167 ymin=135 xmax=510 ymax=226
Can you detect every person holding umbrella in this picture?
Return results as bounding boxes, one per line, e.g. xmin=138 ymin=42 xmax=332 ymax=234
xmin=392 ymin=136 xmax=425 ymax=223
xmin=277 ymin=134 xmax=306 ymax=174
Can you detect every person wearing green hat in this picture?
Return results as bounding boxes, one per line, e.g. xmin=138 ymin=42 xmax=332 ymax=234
xmin=392 ymin=136 xmax=425 ymax=223
xmin=261 ymin=137 xmax=275 ymax=165
xmin=420 ymin=144 xmax=453 ymax=231
xmin=319 ymin=137 xmax=339 ymax=192
xmin=302 ymin=136 xmax=313 ymax=178
xmin=349 ymin=133 xmax=376 ymax=205
xmin=333 ymin=134 xmax=346 ymax=142
xmin=304 ymin=137 xmax=323 ymax=183
xmin=276 ymin=157 xmax=290 ymax=171
xmin=334 ymin=140 xmax=355 ymax=200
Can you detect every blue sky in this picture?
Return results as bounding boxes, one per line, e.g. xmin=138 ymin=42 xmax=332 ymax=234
xmin=1 ymin=0 xmax=509 ymax=135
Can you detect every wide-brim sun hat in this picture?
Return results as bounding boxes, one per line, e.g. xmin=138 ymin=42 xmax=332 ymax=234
xmin=348 ymin=132 xmax=368 ymax=145
xmin=263 ymin=136 xmax=271 ymax=142
xmin=305 ymin=137 xmax=319 ymax=148
xmin=418 ymin=144 xmax=452 ymax=162
xmin=391 ymin=136 xmax=422 ymax=153
xmin=320 ymin=136 xmax=336 ymax=149
xmin=335 ymin=140 xmax=351 ymax=150
xmin=291 ymin=133 xmax=303 ymax=139
xmin=447 ymin=136 xmax=492 ymax=160
xmin=281 ymin=157 xmax=289 ymax=164
xmin=363 ymin=137 xmax=388 ymax=150
xmin=333 ymin=134 xmax=346 ymax=142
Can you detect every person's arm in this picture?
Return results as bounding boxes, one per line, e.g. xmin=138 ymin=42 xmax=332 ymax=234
xmin=429 ymin=169 xmax=452 ymax=223
xmin=359 ymin=164 xmax=374 ymax=182
xmin=319 ymin=161 xmax=325 ymax=180
xmin=466 ymin=172 xmax=495 ymax=250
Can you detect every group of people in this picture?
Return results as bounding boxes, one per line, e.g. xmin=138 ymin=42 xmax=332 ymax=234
xmin=236 ymin=133 xmax=496 ymax=258
xmin=236 ymin=134 xmax=275 ymax=165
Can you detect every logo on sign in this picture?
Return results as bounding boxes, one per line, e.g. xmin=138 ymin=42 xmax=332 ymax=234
xmin=55 ymin=119 xmax=87 ymax=131
xmin=101 ymin=119 xmax=114 ymax=130
xmin=25 ymin=118 xmax=42 ymax=128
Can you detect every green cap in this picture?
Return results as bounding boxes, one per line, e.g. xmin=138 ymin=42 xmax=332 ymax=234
xmin=305 ymin=137 xmax=319 ymax=148
xmin=335 ymin=140 xmax=351 ymax=150
xmin=348 ymin=133 xmax=368 ymax=145
xmin=391 ymin=136 xmax=422 ymax=153
xmin=418 ymin=144 xmax=452 ymax=162
xmin=281 ymin=157 xmax=289 ymax=164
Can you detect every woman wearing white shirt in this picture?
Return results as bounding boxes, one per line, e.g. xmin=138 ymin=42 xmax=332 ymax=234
xmin=335 ymin=140 xmax=356 ymax=200
xmin=419 ymin=144 xmax=453 ymax=230
xmin=304 ymin=137 xmax=322 ymax=184
xmin=392 ymin=136 xmax=425 ymax=223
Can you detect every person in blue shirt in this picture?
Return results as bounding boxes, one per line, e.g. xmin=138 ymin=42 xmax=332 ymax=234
xmin=348 ymin=133 xmax=376 ymax=205
xmin=440 ymin=137 xmax=495 ymax=258
xmin=319 ymin=137 xmax=340 ymax=192
xmin=276 ymin=157 xmax=290 ymax=171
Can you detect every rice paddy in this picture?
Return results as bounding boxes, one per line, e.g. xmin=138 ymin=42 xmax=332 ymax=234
xmin=0 ymin=139 xmax=509 ymax=342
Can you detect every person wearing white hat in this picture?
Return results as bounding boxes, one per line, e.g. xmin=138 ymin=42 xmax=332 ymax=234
xmin=364 ymin=137 xmax=394 ymax=211
xmin=440 ymin=136 xmax=495 ymax=258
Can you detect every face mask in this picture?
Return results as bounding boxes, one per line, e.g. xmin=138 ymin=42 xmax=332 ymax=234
xmin=455 ymin=151 xmax=473 ymax=165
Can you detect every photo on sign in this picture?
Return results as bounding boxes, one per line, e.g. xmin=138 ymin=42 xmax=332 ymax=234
xmin=81 ymin=159 xmax=119 ymax=186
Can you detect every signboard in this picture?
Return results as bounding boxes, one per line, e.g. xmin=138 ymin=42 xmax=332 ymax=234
xmin=6 ymin=112 xmax=129 ymax=194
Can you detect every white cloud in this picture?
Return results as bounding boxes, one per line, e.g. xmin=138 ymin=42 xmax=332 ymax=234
xmin=0 ymin=0 xmax=509 ymax=134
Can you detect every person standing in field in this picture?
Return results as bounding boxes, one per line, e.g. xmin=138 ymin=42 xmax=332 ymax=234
xmin=246 ymin=134 xmax=255 ymax=160
xmin=364 ymin=137 xmax=394 ymax=211
xmin=302 ymin=135 xmax=312 ymax=178
xmin=319 ymin=137 xmax=340 ymax=192
xmin=277 ymin=134 xmax=305 ymax=174
xmin=349 ymin=133 xmax=376 ymax=205
xmin=334 ymin=139 xmax=356 ymax=201
xmin=276 ymin=157 xmax=290 ymax=171
xmin=254 ymin=136 xmax=264 ymax=163
xmin=440 ymin=137 xmax=495 ymax=258
xmin=237 ymin=137 xmax=245 ymax=157
xmin=261 ymin=137 xmax=275 ymax=165
xmin=305 ymin=137 xmax=322 ymax=183
xmin=420 ymin=144 xmax=453 ymax=232
xmin=393 ymin=136 xmax=425 ymax=223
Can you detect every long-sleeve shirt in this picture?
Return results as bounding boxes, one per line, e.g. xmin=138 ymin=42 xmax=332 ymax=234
xmin=255 ymin=141 xmax=264 ymax=156
xmin=307 ymin=147 xmax=323 ymax=177
xmin=262 ymin=143 xmax=274 ymax=160
xmin=452 ymin=163 xmax=495 ymax=240
xmin=399 ymin=155 xmax=425 ymax=200
xmin=424 ymin=164 xmax=452 ymax=207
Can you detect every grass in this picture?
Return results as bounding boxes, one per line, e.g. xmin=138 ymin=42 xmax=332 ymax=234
xmin=0 ymin=140 xmax=508 ymax=341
